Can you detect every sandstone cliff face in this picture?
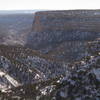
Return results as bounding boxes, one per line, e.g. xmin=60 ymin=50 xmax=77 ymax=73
xmin=32 ymin=10 xmax=100 ymax=32
xmin=26 ymin=10 xmax=100 ymax=62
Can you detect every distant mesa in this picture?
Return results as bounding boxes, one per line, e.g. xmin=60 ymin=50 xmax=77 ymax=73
xmin=26 ymin=10 xmax=100 ymax=62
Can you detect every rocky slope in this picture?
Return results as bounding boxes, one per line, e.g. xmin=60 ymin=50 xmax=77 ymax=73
xmin=26 ymin=10 xmax=100 ymax=62
xmin=0 ymin=10 xmax=100 ymax=62
xmin=0 ymin=36 xmax=99 ymax=100
xmin=0 ymin=45 xmax=67 ymax=93
xmin=0 ymin=10 xmax=100 ymax=100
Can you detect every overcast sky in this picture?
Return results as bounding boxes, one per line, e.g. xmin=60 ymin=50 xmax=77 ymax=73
xmin=0 ymin=0 xmax=100 ymax=10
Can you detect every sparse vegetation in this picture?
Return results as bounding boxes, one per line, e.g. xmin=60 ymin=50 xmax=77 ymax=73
xmin=0 ymin=10 xmax=100 ymax=100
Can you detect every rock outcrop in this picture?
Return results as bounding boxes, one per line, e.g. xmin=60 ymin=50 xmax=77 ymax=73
xmin=32 ymin=10 xmax=100 ymax=32
xmin=1 ymin=37 xmax=100 ymax=100
xmin=26 ymin=10 xmax=100 ymax=62
xmin=0 ymin=11 xmax=100 ymax=62
xmin=0 ymin=10 xmax=100 ymax=100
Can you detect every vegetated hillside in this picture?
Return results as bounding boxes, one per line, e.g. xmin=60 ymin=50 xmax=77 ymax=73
xmin=0 ymin=45 xmax=67 ymax=93
xmin=1 ymin=37 xmax=99 ymax=100
xmin=26 ymin=10 xmax=100 ymax=62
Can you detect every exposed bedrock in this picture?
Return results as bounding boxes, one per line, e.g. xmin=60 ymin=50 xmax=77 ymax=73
xmin=26 ymin=10 xmax=100 ymax=62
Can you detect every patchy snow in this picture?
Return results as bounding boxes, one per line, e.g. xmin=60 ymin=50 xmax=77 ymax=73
xmin=0 ymin=70 xmax=21 ymax=92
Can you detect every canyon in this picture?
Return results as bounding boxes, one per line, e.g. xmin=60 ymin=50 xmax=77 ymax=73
xmin=0 ymin=10 xmax=99 ymax=100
